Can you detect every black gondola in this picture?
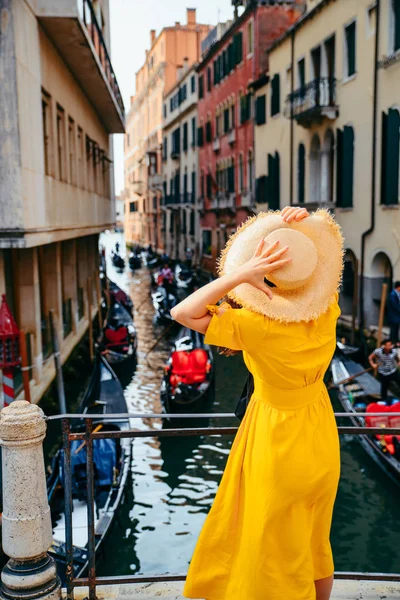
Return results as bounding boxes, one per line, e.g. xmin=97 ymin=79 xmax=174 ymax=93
xmin=102 ymin=278 xmax=134 ymax=317
xmin=111 ymin=251 xmax=125 ymax=270
xmin=161 ymin=327 xmax=215 ymax=413
xmin=128 ymin=252 xmax=142 ymax=270
xmin=101 ymin=301 xmax=137 ymax=365
xmin=48 ymin=355 xmax=131 ymax=581
xmin=331 ymin=350 xmax=400 ymax=485
xmin=151 ymin=285 xmax=178 ymax=323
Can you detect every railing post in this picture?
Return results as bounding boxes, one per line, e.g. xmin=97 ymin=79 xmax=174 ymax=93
xmin=0 ymin=401 xmax=61 ymax=600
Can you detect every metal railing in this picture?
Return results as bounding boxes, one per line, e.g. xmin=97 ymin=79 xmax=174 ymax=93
xmin=285 ymin=77 xmax=337 ymax=119
xmin=78 ymin=0 xmax=125 ymax=117
xmin=46 ymin=410 xmax=400 ymax=599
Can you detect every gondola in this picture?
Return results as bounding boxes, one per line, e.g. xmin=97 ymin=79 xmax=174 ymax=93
xmin=331 ymin=349 xmax=400 ymax=485
xmin=128 ymin=252 xmax=142 ymax=270
xmin=100 ymin=301 xmax=137 ymax=365
xmin=47 ymin=355 xmax=131 ymax=581
xmin=101 ymin=277 xmax=134 ymax=317
xmin=111 ymin=251 xmax=125 ymax=270
xmin=151 ymin=285 xmax=178 ymax=323
xmin=160 ymin=327 xmax=215 ymax=413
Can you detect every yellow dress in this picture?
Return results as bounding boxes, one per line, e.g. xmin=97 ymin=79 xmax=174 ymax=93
xmin=183 ymin=298 xmax=341 ymax=600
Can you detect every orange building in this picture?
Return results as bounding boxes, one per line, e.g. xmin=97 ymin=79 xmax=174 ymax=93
xmin=124 ymin=9 xmax=212 ymax=250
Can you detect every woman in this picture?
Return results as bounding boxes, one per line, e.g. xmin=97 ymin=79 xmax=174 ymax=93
xmin=171 ymin=206 xmax=344 ymax=600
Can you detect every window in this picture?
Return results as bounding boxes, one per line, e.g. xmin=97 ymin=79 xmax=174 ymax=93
xmin=77 ymin=127 xmax=85 ymax=188
xmin=248 ymin=150 xmax=254 ymax=192
xmin=191 ymin=171 xmax=196 ymax=203
xmin=228 ymin=160 xmax=235 ymax=193
xmin=344 ymin=21 xmax=356 ymax=77
xmin=239 ymin=155 xmax=244 ymax=192
xmin=202 ymin=229 xmax=212 ymax=256
xmin=198 ymin=126 xmax=204 ymax=147
xmin=42 ymin=90 xmax=52 ymax=176
xmin=129 ymin=202 xmax=137 ymax=212
xmin=215 ymin=112 xmax=220 ymax=137
xmin=233 ymin=31 xmax=243 ymax=65
xmin=381 ymin=109 xmax=400 ymax=205
xmin=271 ymin=74 xmax=280 ymax=116
xmin=297 ymin=143 xmax=305 ymax=204
xmin=190 ymin=209 xmax=195 ymax=235
xmin=182 ymin=208 xmax=187 ymax=233
xmin=171 ymin=128 xmax=180 ymax=156
xmin=191 ymin=75 xmax=196 ymax=93
xmin=56 ymin=104 xmax=66 ymax=181
xmin=162 ymin=137 xmax=168 ymax=161
xmin=206 ymin=120 xmax=212 ymax=143
xmin=191 ymin=117 xmax=196 ymax=147
xmin=163 ymin=104 xmax=167 ymax=118
xmin=183 ymin=122 xmax=188 ymax=152
xmin=183 ymin=172 xmax=188 ymax=203
xmin=255 ymin=95 xmax=266 ymax=126
xmin=206 ymin=173 xmax=212 ymax=198
xmin=240 ymin=93 xmax=251 ymax=123
xmin=391 ymin=0 xmax=400 ymax=52
xmin=266 ymin=152 xmax=280 ymax=210
xmin=336 ymin=126 xmax=354 ymax=208
xmin=247 ymin=20 xmax=254 ymax=55
xmin=255 ymin=176 xmax=267 ymax=204
xmin=199 ymin=75 xmax=204 ymax=99
xmin=224 ymin=107 xmax=230 ymax=133
xmin=231 ymin=103 xmax=236 ymax=128
xmin=207 ymin=67 xmax=212 ymax=92
xmin=298 ymin=58 xmax=306 ymax=90
xmin=68 ymin=117 xmax=76 ymax=185
xmin=366 ymin=4 xmax=376 ymax=38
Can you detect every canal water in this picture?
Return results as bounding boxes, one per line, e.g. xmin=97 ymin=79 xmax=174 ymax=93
xmin=92 ymin=232 xmax=400 ymax=577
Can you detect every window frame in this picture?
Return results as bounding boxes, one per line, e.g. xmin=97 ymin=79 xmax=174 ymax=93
xmin=343 ymin=18 xmax=357 ymax=80
xmin=41 ymin=89 xmax=53 ymax=177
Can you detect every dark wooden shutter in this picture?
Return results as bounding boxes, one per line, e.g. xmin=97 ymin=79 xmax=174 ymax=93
xmin=346 ymin=22 xmax=356 ymax=76
xmin=256 ymin=95 xmax=266 ymax=125
xmin=336 ymin=128 xmax=343 ymax=206
xmin=298 ymin=143 xmax=305 ymax=204
xmin=385 ymin=108 xmax=400 ymax=205
xmin=191 ymin=171 xmax=196 ymax=203
xmin=213 ymin=59 xmax=218 ymax=85
xmin=224 ymin=108 xmax=230 ymax=133
xmin=206 ymin=174 xmax=212 ymax=199
xmin=183 ymin=123 xmax=188 ymax=152
xmin=199 ymin=75 xmax=204 ymax=99
xmin=197 ymin=126 xmax=204 ymax=147
xmin=191 ymin=117 xmax=196 ymax=147
xmin=190 ymin=209 xmax=195 ymax=235
xmin=380 ymin=111 xmax=388 ymax=205
xmin=256 ymin=176 xmax=267 ymax=203
xmin=342 ymin=126 xmax=354 ymax=208
xmin=206 ymin=121 xmax=212 ymax=143
xmin=183 ymin=173 xmax=188 ymax=203
xmin=271 ymin=74 xmax=280 ymax=116
xmin=234 ymin=32 xmax=243 ymax=65
xmin=395 ymin=0 xmax=400 ymax=51
xmin=207 ymin=67 xmax=212 ymax=92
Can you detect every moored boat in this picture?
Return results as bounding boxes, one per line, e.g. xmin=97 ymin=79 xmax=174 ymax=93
xmin=47 ymin=355 xmax=131 ymax=581
xmin=111 ymin=251 xmax=125 ymax=270
xmin=331 ymin=350 xmax=400 ymax=485
xmin=161 ymin=327 xmax=215 ymax=414
xmin=101 ymin=301 xmax=137 ymax=365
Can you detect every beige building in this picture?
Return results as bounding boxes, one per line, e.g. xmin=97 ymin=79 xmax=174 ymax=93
xmin=162 ymin=63 xmax=200 ymax=262
xmin=0 ymin=0 xmax=123 ymax=403
xmin=124 ymin=9 xmax=212 ymax=251
xmin=253 ymin=0 xmax=400 ymax=328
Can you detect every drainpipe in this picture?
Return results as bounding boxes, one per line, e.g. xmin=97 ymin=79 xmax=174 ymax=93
xmin=289 ymin=29 xmax=295 ymax=206
xmin=359 ymin=0 xmax=380 ymax=337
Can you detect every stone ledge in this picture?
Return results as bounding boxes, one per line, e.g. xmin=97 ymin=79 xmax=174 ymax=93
xmin=69 ymin=579 xmax=400 ymax=599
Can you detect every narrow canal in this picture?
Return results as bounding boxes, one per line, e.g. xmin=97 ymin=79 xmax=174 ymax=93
xmin=92 ymin=233 xmax=400 ymax=577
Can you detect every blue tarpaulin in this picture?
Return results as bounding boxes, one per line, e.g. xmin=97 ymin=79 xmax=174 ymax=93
xmin=70 ymin=438 xmax=117 ymax=487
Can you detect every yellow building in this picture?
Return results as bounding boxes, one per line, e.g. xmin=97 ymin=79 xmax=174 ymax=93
xmin=253 ymin=0 xmax=400 ymax=328
xmin=124 ymin=9 xmax=212 ymax=251
xmin=0 ymin=0 xmax=123 ymax=403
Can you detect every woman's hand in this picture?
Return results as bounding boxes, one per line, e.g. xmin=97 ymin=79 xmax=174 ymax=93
xmin=281 ymin=206 xmax=310 ymax=222
xmin=235 ymin=240 xmax=291 ymax=299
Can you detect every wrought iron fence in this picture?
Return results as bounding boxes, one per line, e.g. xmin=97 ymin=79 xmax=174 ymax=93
xmin=285 ymin=77 xmax=337 ymax=119
xmin=46 ymin=411 xmax=400 ymax=600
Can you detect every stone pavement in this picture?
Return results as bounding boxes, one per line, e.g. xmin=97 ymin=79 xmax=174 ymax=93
xmin=71 ymin=579 xmax=400 ymax=599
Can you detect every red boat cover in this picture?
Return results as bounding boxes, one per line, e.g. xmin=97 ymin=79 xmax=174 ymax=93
xmin=366 ymin=403 xmax=400 ymax=455
xmin=170 ymin=349 xmax=209 ymax=385
xmin=105 ymin=327 xmax=128 ymax=344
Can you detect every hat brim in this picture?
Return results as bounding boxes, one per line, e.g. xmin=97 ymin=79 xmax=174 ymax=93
xmin=218 ymin=209 xmax=344 ymax=323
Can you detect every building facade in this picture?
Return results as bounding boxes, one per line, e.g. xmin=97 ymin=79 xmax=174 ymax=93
xmin=124 ymin=10 xmax=212 ymax=251
xmin=254 ymin=0 xmax=400 ymax=328
xmin=0 ymin=0 xmax=123 ymax=403
xmin=197 ymin=0 xmax=304 ymax=272
xmin=162 ymin=64 xmax=201 ymax=263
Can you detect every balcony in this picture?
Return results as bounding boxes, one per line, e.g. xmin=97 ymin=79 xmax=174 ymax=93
xmin=209 ymin=193 xmax=236 ymax=210
xmin=148 ymin=174 xmax=163 ymax=191
xmin=285 ymin=77 xmax=338 ymax=129
xmin=131 ymin=181 xmax=145 ymax=196
xmin=36 ymin=0 xmax=125 ymax=133
xmin=241 ymin=190 xmax=255 ymax=208
xmin=171 ymin=150 xmax=180 ymax=160
xmin=228 ymin=129 xmax=236 ymax=145
xmin=212 ymin=138 xmax=221 ymax=153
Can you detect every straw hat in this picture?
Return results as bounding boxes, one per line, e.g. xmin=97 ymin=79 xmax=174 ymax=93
xmin=218 ymin=209 xmax=344 ymax=323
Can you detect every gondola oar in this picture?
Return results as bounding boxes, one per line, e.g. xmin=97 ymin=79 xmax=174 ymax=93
xmin=329 ymin=366 xmax=374 ymax=389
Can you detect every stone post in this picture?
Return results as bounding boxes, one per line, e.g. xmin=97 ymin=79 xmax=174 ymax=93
xmin=0 ymin=401 xmax=61 ymax=600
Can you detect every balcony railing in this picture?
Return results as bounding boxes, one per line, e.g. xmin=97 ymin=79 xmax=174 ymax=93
xmin=228 ymin=129 xmax=236 ymax=145
xmin=148 ymin=174 xmax=163 ymax=191
xmin=132 ymin=181 xmax=145 ymax=196
xmin=36 ymin=0 xmax=125 ymax=133
xmin=285 ymin=77 xmax=338 ymax=128
xmin=163 ymin=193 xmax=195 ymax=206
xmin=209 ymin=193 xmax=236 ymax=210
xmin=240 ymin=190 xmax=255 ymax=208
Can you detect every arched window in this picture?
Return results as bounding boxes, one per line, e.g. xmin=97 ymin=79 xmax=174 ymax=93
xmin=297 ymin=143 xmax=305 ymax=204
xmin=309 ymin=134 xmax=321 ymax=203
xmin=321 ymin=130 xmax=334 ymax=203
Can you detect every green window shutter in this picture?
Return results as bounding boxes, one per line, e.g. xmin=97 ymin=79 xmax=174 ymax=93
xmin=199 ymin=75 xmax=204 ymax=99
xmin=336 ymin=128 xmax=343 ymax=206
xmin=224 ymin=108 xmax=230 ymax=133
xmin=206 ymin=174 xmax=212 ymax=199
xmin=207 ymin=68 xmax=212 ymax=92
xmin=267 ymin=153 xmax=280 ymax=210
xmin=256 ymin=176 xmax=267 ymax=203
xmin=298 ymin=143 xmax=305 ymax=204
xmin=342 ymin=126 xmax=354 ymax=208
xmin=197 ymin=126 xmax=204 ymax=147
xmin=234 ymin=32 xmax=243 ymax=65
xmin=271 ymin=74 xmax=280 ymax=116
xmin=395 ymin=0 xmax=400 ymax=51
xmin=213 ymin=60 xmax=218 ymax=85
xmin=345 ymin=22 xmax=356 ymax=76
xmin=256 ymin=95 xmax=266 ymax=125
xmin=386 ymin=108 xmax=400 ymax=205
xmin=183 ymin=123 xmax=188 ymax=151
xmin=380 ymin=112 xmax=388 ymax=205
xmin=206 ymin=121 xmax=212 ymax=143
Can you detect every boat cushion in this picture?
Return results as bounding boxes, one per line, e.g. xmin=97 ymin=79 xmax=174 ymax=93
xmin=365 ymin=403 xmax=390 ymax=429
xmin=170 ymin=349 xmax=209 ymax=384
xmin=105 ymin=327 xmax=128 ymax=344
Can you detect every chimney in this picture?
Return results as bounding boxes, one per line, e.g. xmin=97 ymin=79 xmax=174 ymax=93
xmin=183 ymin=57 xmax=189 ymax=72
xmin=187 ymin=8 xmax=196 ymax=25
xmin=177 ymin=64 xmax=183 ymax=81
xmin=150 ymin=29 xmax=156 ymax=45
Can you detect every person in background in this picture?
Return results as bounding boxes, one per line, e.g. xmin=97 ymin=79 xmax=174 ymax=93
xmin=387 ymin=281 xmax=400 ymax=344
xmin=369 ymin=340 xmax=400 ymax=403
xmin=160 ymin=263 xmax=174 ymax=309
xmin=115 ymin=241 xmax=120 ymax=253
xmin=186 ymin=247 xmax=193 ymax=269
